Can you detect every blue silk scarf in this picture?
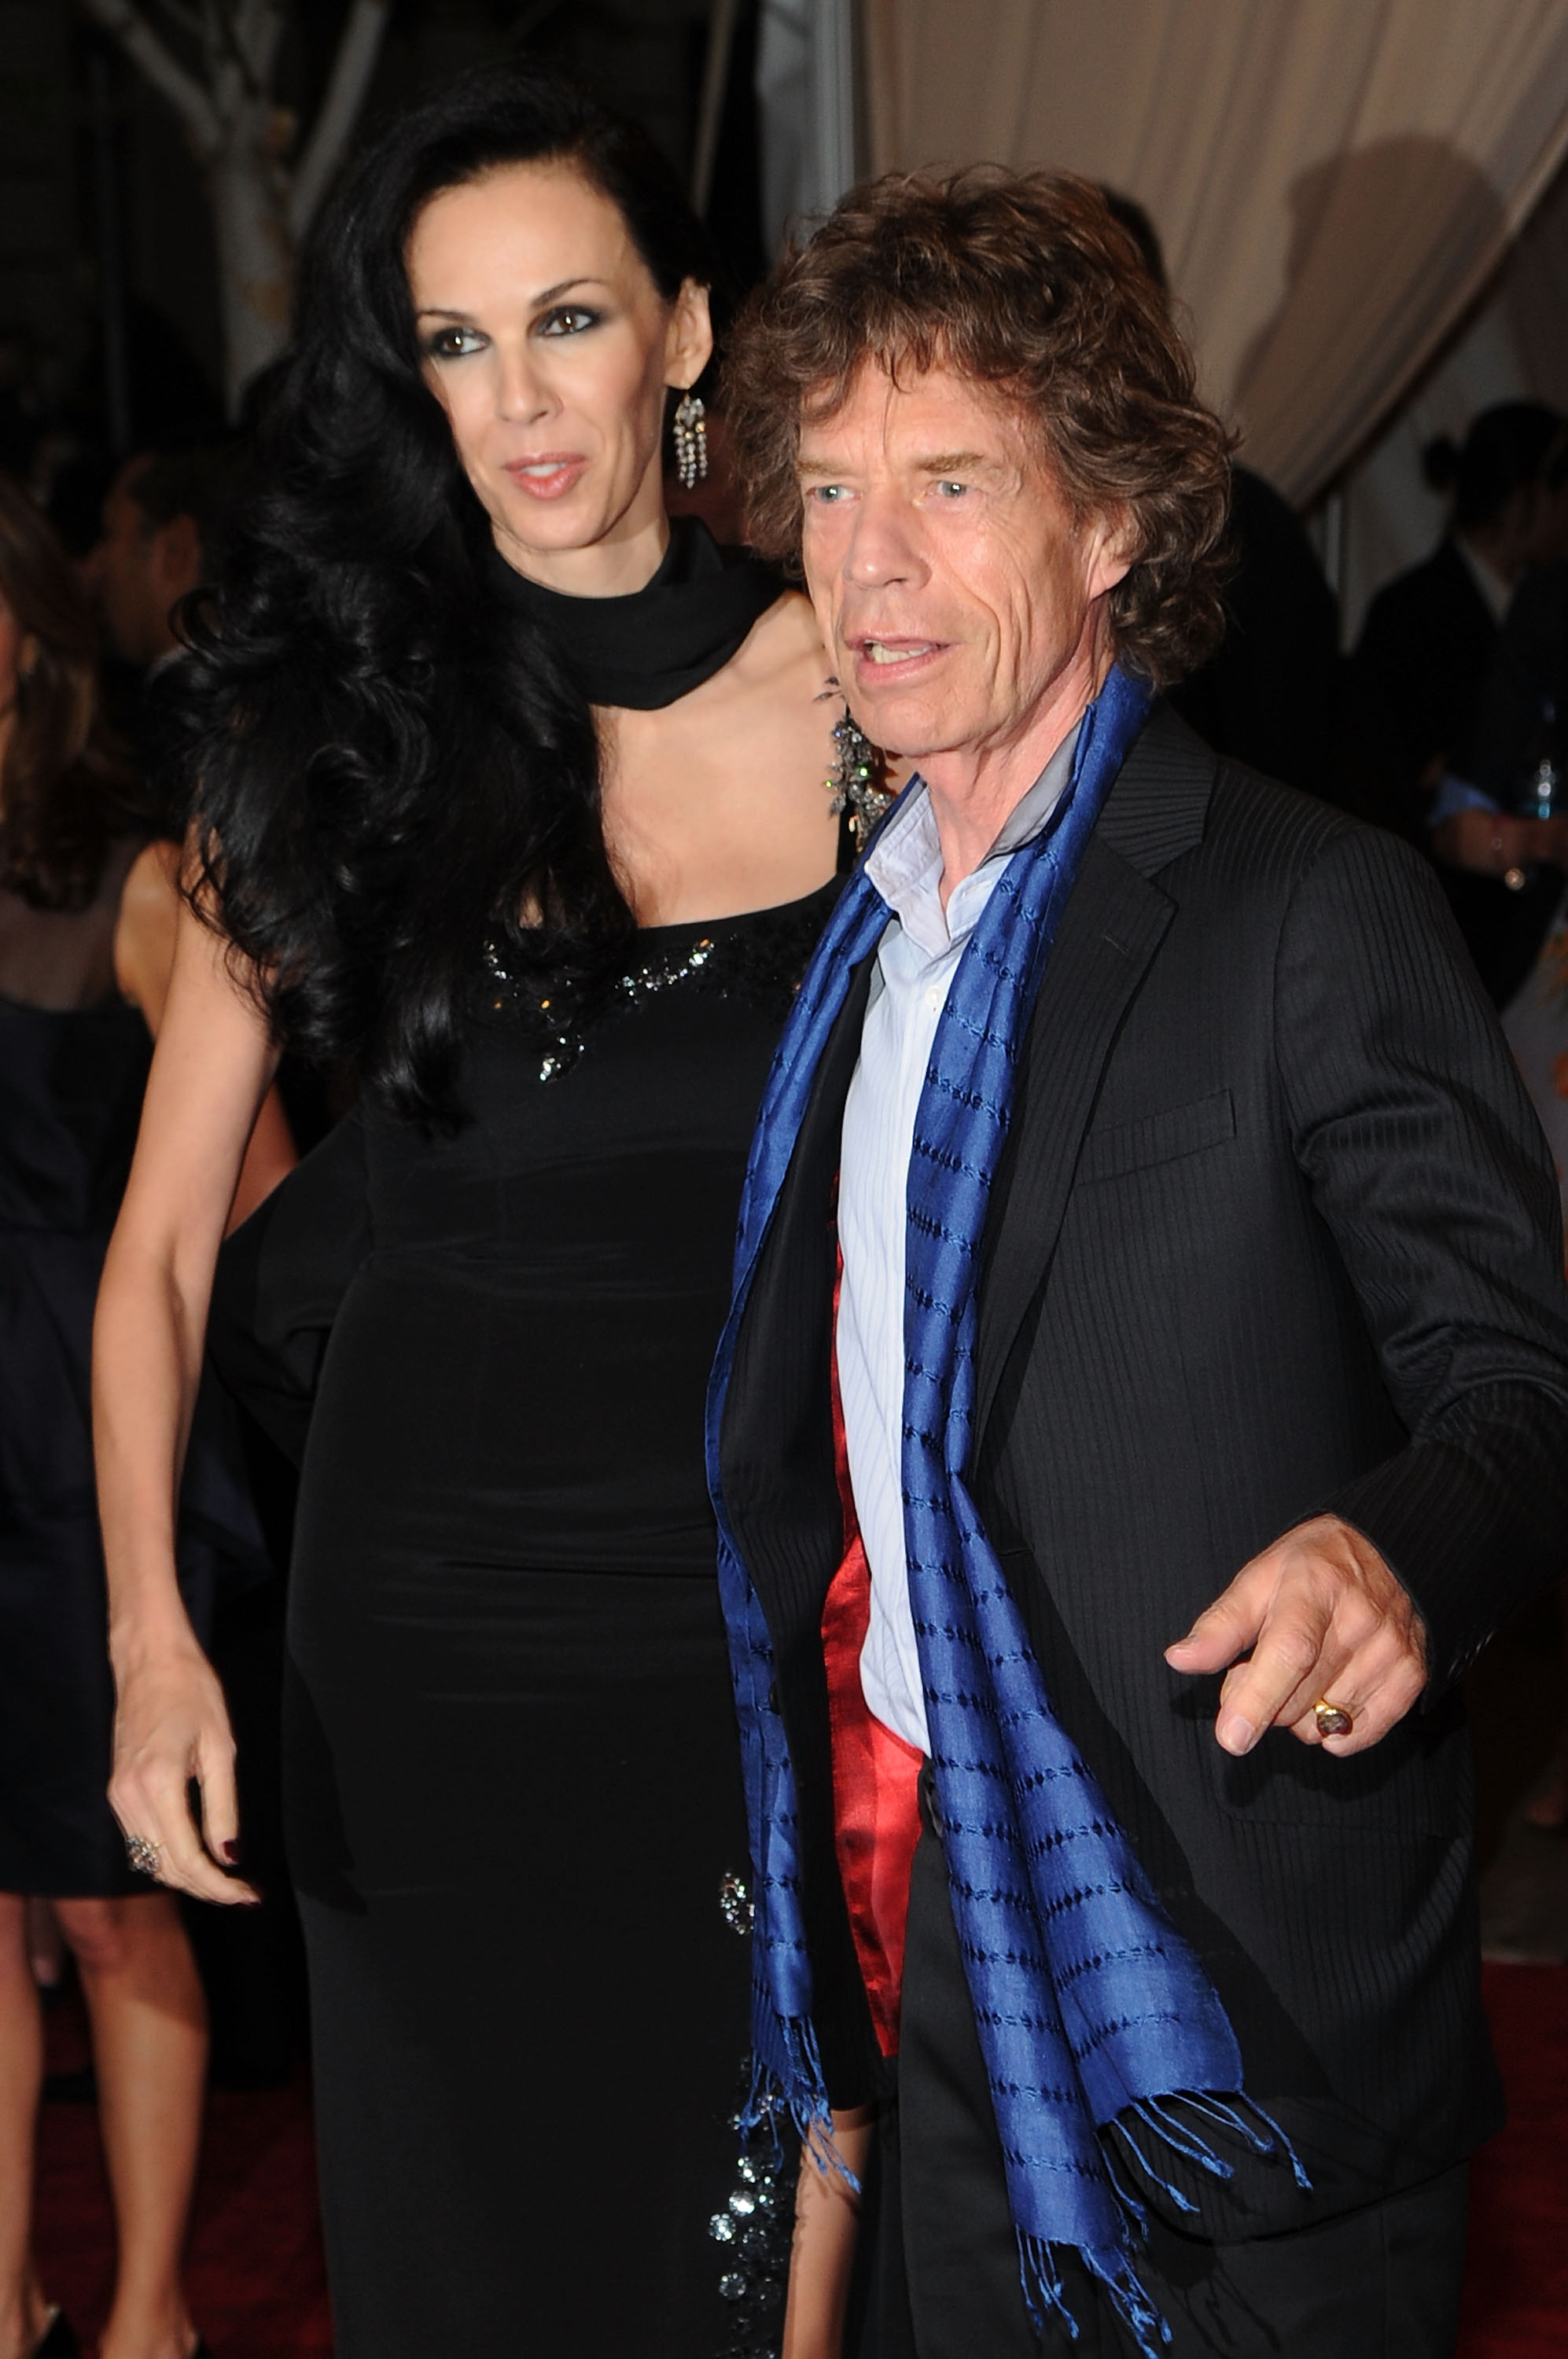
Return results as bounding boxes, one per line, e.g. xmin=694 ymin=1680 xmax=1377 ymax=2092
xmin=705 ymin=665 xmax=1305 ymax=2350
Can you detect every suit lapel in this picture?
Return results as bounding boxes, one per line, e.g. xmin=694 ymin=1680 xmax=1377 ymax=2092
xmin=722 ymin=949 xmax=876 ymax=1636
xmin=974 ymin=704 xmax=1216 ymax=1439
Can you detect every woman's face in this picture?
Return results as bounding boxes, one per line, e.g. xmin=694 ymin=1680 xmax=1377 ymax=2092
xmin=407 ymin=161 xmax=711 ymax=587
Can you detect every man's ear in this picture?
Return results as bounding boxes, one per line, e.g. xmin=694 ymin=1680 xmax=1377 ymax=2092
xmin=1084 ymin=503 xmax=1136 ymax=600
xmin=666 ymin=278 xmax=715 ymax=393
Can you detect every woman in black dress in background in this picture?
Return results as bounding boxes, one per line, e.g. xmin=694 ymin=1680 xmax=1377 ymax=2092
xmin=0 ymin=479 xmax=287 ymax=2359
xmin=94 ymin=72 xmax=883 ymax=2358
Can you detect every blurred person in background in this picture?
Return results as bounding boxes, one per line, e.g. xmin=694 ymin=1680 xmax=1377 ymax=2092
xmin=0 ymin=475 xmax=288 ymax=2359
xmin=1356 ymin=402 xmax=1566 ymax=823
xmin=86 ymin=454 xmax=212 ymax=677
xmin=84 ymin=452 xmax=243 ymax=816
xmin=1360 ymin=405 xmax=1568 ymax=927
xmin=1099 ymin=190 xmax=1344 ymax=804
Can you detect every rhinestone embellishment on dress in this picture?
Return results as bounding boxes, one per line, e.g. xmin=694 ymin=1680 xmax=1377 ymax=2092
xmin=719 ymin=1871 xmax=754 ymax=1938
xmin=483 ymin=895 xmax=833 ymax=1082
xmin=711 ymin=2093 xmax=795 ymax=2357
xmin=484 ymin=933 xmax=718 ymax=1079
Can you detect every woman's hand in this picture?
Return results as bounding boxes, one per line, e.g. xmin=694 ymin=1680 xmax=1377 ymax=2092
xmin=782 ymin=2106 xmax=875 ymax=2359
xmin=109 ymin=1633 xmax=259 ymax=1904
xmin=1433 ymin=807 xmax=1568 ymax=881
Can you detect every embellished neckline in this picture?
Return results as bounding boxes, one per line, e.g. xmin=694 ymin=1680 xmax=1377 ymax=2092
xmin=483 ymin=877 xmax=843 ymax=1083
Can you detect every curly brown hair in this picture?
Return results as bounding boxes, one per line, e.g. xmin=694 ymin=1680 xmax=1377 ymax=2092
xmin=724 ymin=167 xmax=1235 ymax=686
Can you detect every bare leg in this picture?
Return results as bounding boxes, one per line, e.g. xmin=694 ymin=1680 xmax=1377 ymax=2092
xmin=55 ymin=1893 xmax=205 ymax=2359
xmin=0 ymin=1893 xmax=51 ymax=2359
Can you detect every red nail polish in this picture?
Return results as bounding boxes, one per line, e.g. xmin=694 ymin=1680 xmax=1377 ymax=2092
xmin=222 ymin=1839 xmax=241 ymax=1864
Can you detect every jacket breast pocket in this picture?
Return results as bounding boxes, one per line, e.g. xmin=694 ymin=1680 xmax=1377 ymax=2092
xmin=1078 ymin=1087 xmax=1236 ymax=1183
xmin=1208 ymin=1708 xmax=1470 ymax=1838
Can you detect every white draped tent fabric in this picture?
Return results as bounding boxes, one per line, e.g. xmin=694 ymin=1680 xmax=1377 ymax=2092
xmin=859 ymin=0 xmax=1568 ymax=511
xmin=1339 ymin=159 xmax=1568 ymax=637
xmin=756 ymin=0 xmax=858 ymax=255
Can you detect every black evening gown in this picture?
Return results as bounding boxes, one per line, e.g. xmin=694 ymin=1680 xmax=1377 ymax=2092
xmin=226 ymin=881 xmax=842 ymax=2357
xmin=0 ymin=847 xmax=264 ymax=1897
xmin=207 ymin=523 xmax=845 ymax=2352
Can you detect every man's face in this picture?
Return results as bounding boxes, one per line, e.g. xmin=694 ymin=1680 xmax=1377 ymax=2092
xmin=85 ymin=461 xmax=200 ymax=668
xmin=796 ymin=364 xmax=1129 ymax=771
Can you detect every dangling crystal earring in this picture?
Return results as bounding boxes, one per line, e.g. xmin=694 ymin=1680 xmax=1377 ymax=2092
xmin=823 ymin=697 xmax=896 ymax=845
xmin=672 ymin=388 xmax=708 ymax=490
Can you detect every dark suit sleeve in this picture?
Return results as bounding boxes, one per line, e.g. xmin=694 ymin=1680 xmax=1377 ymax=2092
xmin=1272 ymin=820 xmax=1568 ymax=1692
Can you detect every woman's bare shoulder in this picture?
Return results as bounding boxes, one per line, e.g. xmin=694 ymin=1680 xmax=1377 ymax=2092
xmin=113 ymin=839 xmax=182 ymax=1025
xmin=120 ymin=836 xmax=182 ymax=911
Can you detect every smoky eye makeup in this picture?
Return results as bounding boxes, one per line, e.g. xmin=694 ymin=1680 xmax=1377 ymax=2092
xmin=535 ymin=304 xmax=605 ymax=338
xmin=418 ymin=322 xmax=486 ymax=361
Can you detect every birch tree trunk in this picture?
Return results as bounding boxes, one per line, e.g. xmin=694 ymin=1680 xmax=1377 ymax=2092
xmin=208 ymin=113 xmax=294 ymax=407
xmin=79 ymin=0 xmax=392 ymax=418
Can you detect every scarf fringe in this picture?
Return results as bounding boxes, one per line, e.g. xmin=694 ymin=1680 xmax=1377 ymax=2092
xmin=1160 ymin=2092 xmax=1313 ymax=2193
xmin=1018 ymin=2235 xmax=1172 ymax=2356
xmin=1107 ymin=2092 xmax=1313 ymax=2221
xmin=741 ymin=2026 xmax=863 ymax=2196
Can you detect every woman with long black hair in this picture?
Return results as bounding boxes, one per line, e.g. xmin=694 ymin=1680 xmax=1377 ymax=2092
xmin=93 ymin=66 xmax=882 ymax=2358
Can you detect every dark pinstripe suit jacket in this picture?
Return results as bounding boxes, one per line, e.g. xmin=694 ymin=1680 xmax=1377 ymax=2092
xmin=717 ymin=700 xmax=1568 ymax=2233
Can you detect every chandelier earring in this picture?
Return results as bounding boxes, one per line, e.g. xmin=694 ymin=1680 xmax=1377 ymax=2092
xmin=672 ymin=388 xmax=708 ymax=491
xmin=820 ymin=690 xmax=896 ymax=845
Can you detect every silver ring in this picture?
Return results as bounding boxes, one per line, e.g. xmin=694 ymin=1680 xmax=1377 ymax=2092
xmin=125 ymin=1834 xmax=164 ymax=1877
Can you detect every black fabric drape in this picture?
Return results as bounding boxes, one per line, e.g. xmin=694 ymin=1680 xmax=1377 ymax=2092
xmin=487 ymin=516 xmax=782 ymax=708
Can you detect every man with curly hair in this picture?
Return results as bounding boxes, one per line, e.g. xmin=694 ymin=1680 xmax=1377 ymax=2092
xmin=707 ymin=168 xmax=1568 ymax=2357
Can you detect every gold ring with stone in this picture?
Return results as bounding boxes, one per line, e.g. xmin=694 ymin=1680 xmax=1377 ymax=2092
xmin=1313 ymin=1698 xmax=1353 ymax=1739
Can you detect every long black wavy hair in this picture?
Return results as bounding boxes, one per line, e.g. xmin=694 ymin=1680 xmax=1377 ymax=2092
xmin=171 ymin=66 xmax=713 ymax=1126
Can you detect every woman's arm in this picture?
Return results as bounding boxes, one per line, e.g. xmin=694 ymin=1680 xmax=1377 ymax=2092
xmin=782 ymin=2107 xmax=875 ymax=2359
xmin=96 ymin=870 xmax=285 ymax=1904
xmin=114 ymin=839 xmax=297 ymax=1226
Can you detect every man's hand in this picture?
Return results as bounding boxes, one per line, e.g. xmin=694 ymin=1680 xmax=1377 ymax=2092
xmin=1164 ymin=1514 xmax=1428 ymax=1757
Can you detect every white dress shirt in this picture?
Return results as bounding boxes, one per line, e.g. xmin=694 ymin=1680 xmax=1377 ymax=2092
xmin=837 ymin=722 xmax=1083 ymax=1751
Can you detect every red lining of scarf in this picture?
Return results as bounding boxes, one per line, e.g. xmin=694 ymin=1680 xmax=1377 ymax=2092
xmin=823 ymin=1249 xmax=923 ymax=2059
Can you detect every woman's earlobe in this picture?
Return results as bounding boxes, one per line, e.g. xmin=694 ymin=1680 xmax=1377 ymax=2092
xmin=668 ymin=278 xmax=715 ymax=387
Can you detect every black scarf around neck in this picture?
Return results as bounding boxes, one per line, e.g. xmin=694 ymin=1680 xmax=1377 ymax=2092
xmin=488 ymin=517 xmax=784 ymax=709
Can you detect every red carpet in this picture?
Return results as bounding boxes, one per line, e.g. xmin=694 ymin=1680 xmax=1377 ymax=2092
xmin=1458 ymin=1963 xmax=1568 ymax=2359
xmin=32 ymin=1961 xmax=1567 ymax=2354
